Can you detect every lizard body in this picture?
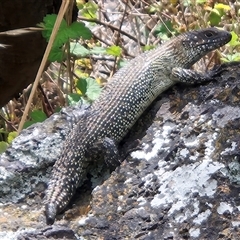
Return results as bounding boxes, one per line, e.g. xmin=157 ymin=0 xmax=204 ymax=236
xmin=45 ymin=28 xmax=231 ymax=224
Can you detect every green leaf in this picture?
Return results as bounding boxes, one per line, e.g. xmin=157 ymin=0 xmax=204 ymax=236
xmin=43 ymin=14 xmax=67 ymax=29
xmin=154 ymin=20 xmax=175 ymax=39
xmin=231 ymin=55 xmax=240 ymax=61
xmin=211 ymin=3 xmax=230 ymax=18
xmin=142 ymin=45 xmax=155 ymax=51
xmin=40 ymin=14 xmax=92 ymax=62
xmin=43 ymin=19 xmax=92 ymax=48
xmin=68 ymin=93 xmax=82 ymax=105
xmin=220 ymin=57 xmax=229 ymax=63
xmin=208 ymin=9 xmax=221 ymax=26
xmin=228 ymin=31 xmax=240 ymax=47
xmin=106 ymin=45 xmax=122 ymax=57
xmin=148 ymin=3 xmax=162 ymax=13
xmin=70 ymin=42 xmax=90 ymax=57
xmin=118 ymin=59 xmax=128 ymax=68
xmin=54 ymin=106 xmax=62 ymax=113
xmin=49 ymin=47 xmax=64 ymax=62
xmin=7 ymin=131 xmax=18 ymax=144
xmin=196 ymin=0 xmax=207 ymax=3
xmin=76 ymin=78 xmax=88 ymax=95
xmin=0 ymin=141 xmax=8 ymax=154
xmin=156 ymin=20 xmax=174 ymax=34
xmin=85 ymin=78 xmax=102 ymax=101
xmin=214 ymin=3 xmax=231 ymax=11
xmin=70 ymin=44 xmax=110 ymax=58
xmin=41 ymin=14 xmax=67 ymax=41
xmin=23 ymin=121 xmax=36 ymax=129
xmin=30 ymin=110 xmax=47 ymax=122
xmin=80 ymin=2 xmax=98 ymax=19
xmin=0 ymin=129 xmax=8 ymax=134
xmin=223 ymin=53 xmax=240 ymax=62
xmin=182 ymin=0 xmax=192 ymax=6
xmin=90 ymin=46 xmax=107 ymax=55
xmin=52 ymin=29 xmax=69 ymax=48
xmin=68 ymin=22 xmax=92 ymax=40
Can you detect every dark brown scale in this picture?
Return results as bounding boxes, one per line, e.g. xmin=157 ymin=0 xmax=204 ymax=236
xmin=45 ymin=28 xmax=231 ymax=224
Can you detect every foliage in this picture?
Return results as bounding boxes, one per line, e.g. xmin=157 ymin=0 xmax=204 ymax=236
xmin=0 ymin=131 xmax=17 ymax=154
xmin=39 ymin=14 xmax=92 ymax=62
xmin=29 ymin=110 xmax=47 ymax=122
xmin=154 ymin=20 xmax=177 ymax=40
xmin=77 ymin=1 xmax=98 ymax=19
xmin=70 ymin=43 xmax=122 ymax=58
xmin=23 ymin=110 xmax=47 ymax=128
xmin=222 ymin=31 xmax=240 ymax=62
xmin=207 ymin=3 xmax=231 ymax=26
xmin=68 ymin=77 xmax=102 ymax=105
xmin=39 ymin=12 xmax=123 ymax=106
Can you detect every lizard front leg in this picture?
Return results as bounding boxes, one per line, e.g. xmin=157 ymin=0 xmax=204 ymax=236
xmin=171 ymin=67 xmax=214 ymax=84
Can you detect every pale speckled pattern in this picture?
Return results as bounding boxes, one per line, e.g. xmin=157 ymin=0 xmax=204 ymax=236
xmin=45 ymin=28 xmax=231 ymax=224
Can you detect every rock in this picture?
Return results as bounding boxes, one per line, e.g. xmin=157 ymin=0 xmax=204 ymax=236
xmin=1 ymin=62 xmax=240 ymax=239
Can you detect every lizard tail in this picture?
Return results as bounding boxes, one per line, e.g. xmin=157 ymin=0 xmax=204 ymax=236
xmin=45 ymin=202 xmax=58 ymax=225
xmin=45 ymin=137 xmax=87 ymax=224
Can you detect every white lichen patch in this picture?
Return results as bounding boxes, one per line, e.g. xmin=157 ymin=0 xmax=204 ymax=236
xmin=221 ymin=141 xmax=237 ymax=155
xmin=189 ymin=227 xmax=200 ymax=238
xmin=174 ymin=201 xmax=199 ymax=223
xmin=117 ymin=206 xmax=122 ymax=211
xmin=184 ymin=135 xmax=199 ymax=148
xmin=78 ymin=216 xmax=90 ymax=226
xmin=179 ymin=148 xmax=189 ymax=158
xmin=124 ymin=177 xmax=133 ymax=184
xmin=232 ymin=221 xmax=240 ymax=227
xmin=204 ymin=132 xmax=218 ymax=157
xmin=137 ymin=196 xmax=147 ymax=206
xmin=198 ymin=114 xmax=208 ymax=124
xmin=150 ymin=160 xmax=224 ymax=222
xmin=0 ymin=229 xmax=35 ymax=240
xmin=193 ymin=209 xmax=211 ymax=224
xmin=12 ymin=128 xmax=41 ymax=145
xmin=0 ymin=166 xmax=15 ymax=180
xmin=189 ymin=154 xmax=198 ymax=161
xmin=131 ymin=109 xmax=227 ymax=226
xmin=131 ymin=136 xmax=167 ymax=161
xmin=212 ymin=106 xmax=240 ymax=128
xmin=131 ymin=122 xmax=176 ymax=161
xmin=217 ymin=202 xmax=233 ymax=214
xmin=118 ymin=195 xmax=124 ymax=201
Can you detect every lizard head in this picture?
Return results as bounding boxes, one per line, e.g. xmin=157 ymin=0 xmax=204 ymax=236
xmin=179 ymin=27 xmax=231 ymax=68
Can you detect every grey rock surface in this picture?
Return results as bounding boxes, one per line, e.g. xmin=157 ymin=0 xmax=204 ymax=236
xmin=1 ymin=62 xmax=240 ymax=240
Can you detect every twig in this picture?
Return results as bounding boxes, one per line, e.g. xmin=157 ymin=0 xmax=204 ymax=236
xmin=0 ymin=112 xmax=17 ymax=131
xmin=111 ymin=0 xmax=128 ymax=75
xmin=78 ymin=16 xmax=146 ymax=46
xmin=37 ymin=84 xmax=55 ymax=116
xmin=18 ymin=0 xmax=72 ymax=133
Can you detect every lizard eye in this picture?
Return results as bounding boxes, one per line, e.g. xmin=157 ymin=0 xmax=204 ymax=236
xmin=204 ymin=31 xmax=215 ymax=38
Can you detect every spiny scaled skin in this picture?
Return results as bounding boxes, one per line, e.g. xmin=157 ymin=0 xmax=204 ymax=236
xmin=45 ymin=28 xmax=231 ymax=224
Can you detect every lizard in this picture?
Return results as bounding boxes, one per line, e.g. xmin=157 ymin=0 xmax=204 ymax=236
xmin=45 ymin=27 xmax=231 ymax=224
